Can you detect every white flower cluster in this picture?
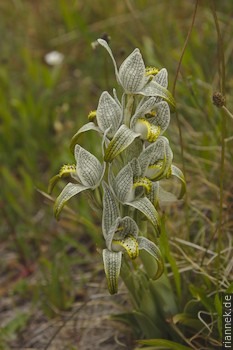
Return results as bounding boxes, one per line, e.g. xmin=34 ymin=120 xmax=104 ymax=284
xmin=50 ymin=39 xmax=185 ymax=294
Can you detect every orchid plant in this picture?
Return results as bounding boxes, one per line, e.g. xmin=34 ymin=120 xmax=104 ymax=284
xmin=49 ymin=39 xmax=186 ymax=296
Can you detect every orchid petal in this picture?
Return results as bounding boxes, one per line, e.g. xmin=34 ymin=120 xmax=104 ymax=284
xmin=120 ymin=138 xmax=143 ymax=164
xmin=138 ymin=142 xmax=160 ymax=175
xmin=75 ymin=145 xmax=104 ymax=187
xmin=149 ymin=101 xmax=170 ymax=134
xmin=119 ymin=48 xmax=147 ymax=93
xmin=126 ymin=197 xmax=160 ymax=233
xmin=104 ymin=124 xmax=140 ymax=162
xmin=158 ymin=186 xmax=178 ymax=203
xmin=114 ymin=216 xmax=139 ymax=240
xmin=96 ymin=91 xmax=122 ymax=136
xmin=131 ymin=97 xmax=157 ymax=126
xmin=103 ymin=249 xmax=122 ymax=295
xmin=115 ymin=162 xmax=134 ymax=202
xmin=147 ymin=182 xmax=160 ymax=206
xmin=145 ymin=137 xmax=173 ymax=180
xmin=70 ymin=122 xmax=101 ymax=153
xmin=97 ymin=39 xmax=120 ymax=84
xmin=54 ymin=182 xmax=89 ymax=219
xmin=105 ymin=218 xmax=121 ymax=250
xmin=171 ymin=165 xmax=186 ymax=199
xmin=152 ymin=68 xmax=168 ymax=88
xmin=139 ymin=80 xmax=176 ymax=110
xmin=138 ymin=236 xmax=164 ymax=279
xmin=102 ymin=182 xmax=120 ymax=238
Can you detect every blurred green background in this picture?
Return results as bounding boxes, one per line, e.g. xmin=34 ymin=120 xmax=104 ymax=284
xmin=0 ymin=0 xmax=232 ymax=349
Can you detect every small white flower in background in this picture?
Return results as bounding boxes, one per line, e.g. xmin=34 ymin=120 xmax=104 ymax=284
xmin=44 ymin=51 xmax=64 ymax=66
xmin=50 ymin=38 xmax=186 ymax=295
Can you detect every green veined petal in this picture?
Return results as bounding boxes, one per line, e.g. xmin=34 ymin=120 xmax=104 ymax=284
xmin=138 ymin=236 xmax=164 ymax=279
xmin=119 ymin=48 xmax=147 ymax=93
xmin=171 ymin=165 xmax=186 ymax=199
xmin=97 ymin=39 xmax=120 ymax=84
xmin=70 ymin=122 xmax=101 ymax=153
xmin=117 ymin=216 xmax=139 ymax=239
xmin=102 ymin=182 xmax=120 ymax=238
xmin=103 ymin=249 xmax=122 ymax=295
xmin=96 ymin=91 xmax=122 ymax=136
xmin=115 ymin=162 xmax=134 ymax=203
xmin=54 ymin=182 xmax=89 ymax=219
xmin=146 ymin=181 xmax=159 ymax=206
xmin=149 ymin=101 xmax=170 ymax=134
xmin=126 ymin=197 xmax=160 ymax=234
xmin=153 ymin=68 xmax=168 ymax=88
xmin=140 ymin=80 xmax=176 ymax=111
xmin=158 ymin=186 xmax=178 ymax=203
xmin=104 ymin=124 xmax=140 ymax=162
xmin=75 ymin=145 xmax=104 ymax=187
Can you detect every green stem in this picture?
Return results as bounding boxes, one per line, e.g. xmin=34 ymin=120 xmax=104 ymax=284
xmin=124 ymin=94 xmax=134 ymax=127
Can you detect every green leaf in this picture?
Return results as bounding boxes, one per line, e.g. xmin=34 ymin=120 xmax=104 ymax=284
xmin=133 ymin=311 xmax=163 ymax=339
xmin=104 ymin=124 xmax=140 ymax=162
xmin=103 ymin=249 xmax=122 ymax=295
xmin=54 ymin=182 xmax=89 ymax=219
xmin=138 ymin=339 xmax=192 ymax=350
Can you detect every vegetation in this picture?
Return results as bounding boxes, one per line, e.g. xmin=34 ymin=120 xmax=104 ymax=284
xmin=0 ymin=1 xmax=232 ymax=349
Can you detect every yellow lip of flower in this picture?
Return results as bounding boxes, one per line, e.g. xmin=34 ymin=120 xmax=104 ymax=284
xmin=88 ymin=110 xmax=97 ymax=121
xmin=133 ymin=176 xmax=152 ymax=194
xmin=146 ymin=110 xmax=157 ymax=118
xmin=59 ymin=164 xmax=76 ymax=177
xmin=136 ymin=118 xmax=161 ymax=142
xmin=112 ymin=235 xmax=139 ymax=260
xmin=145 ymin=66 xmax=159 ymax=76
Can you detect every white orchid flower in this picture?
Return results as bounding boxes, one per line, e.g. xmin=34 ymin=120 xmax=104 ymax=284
xmin=138 ymin=137 xmax=186 ymax=202
xmin=102 ymin=182 xmax=163 ymax=294
xmin=109 ymin=159 xmax=160 ymax=233
xmin=131 ymin=97 xmax=171 ymax=143
xmin=53 ymin=145 xmax=105 ymax=219
xmin=97 ymin=39 xmax=175 ymax=109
